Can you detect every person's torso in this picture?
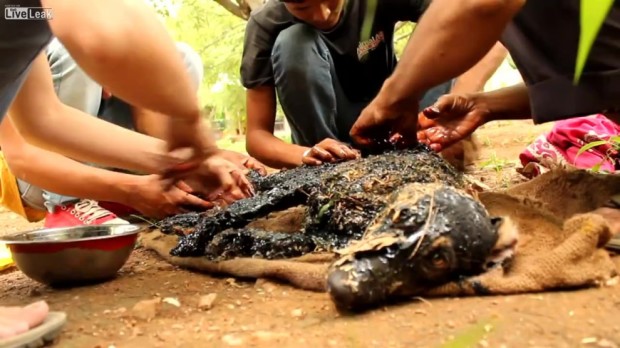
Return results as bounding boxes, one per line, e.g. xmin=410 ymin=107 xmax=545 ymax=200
xmin=250 ymin=0 xmax=419 ymax=102
xmin=501 ymin=0 xmax=620 ymax=120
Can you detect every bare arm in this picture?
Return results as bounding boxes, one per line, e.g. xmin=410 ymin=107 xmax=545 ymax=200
xmin=450 ymin=42 xmax=509 ymax=94
xmin=245 ymin=87 xmax=310 ymax=169
xmin=41 ymin=0 xmax=201 ymax=123
xmin=8 ymin=53 xmax=173 ymax=174
xmin=379 ymin=0 xmax=525 ymax=108
xmin=132 ymin=107 xmax=170 ymax=140
xmin=0 ymin=117 xmax=137 ymax=205
xmin=474 ymin=82 xmax=532 ymax=122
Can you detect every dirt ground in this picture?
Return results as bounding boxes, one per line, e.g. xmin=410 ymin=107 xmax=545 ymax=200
xmin=2 ymin=120 xmax=620 ymax=348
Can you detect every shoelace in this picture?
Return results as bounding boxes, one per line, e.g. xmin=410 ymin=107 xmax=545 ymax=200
xmin=71 ymin=200 xmax=114 ymax=225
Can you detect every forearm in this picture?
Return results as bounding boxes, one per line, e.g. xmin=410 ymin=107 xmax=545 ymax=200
xmin=3 ymin=141 xmax=136 ymax=206
xmin=42 ymin=0 xmax=201 ymax=122
xmin=381 ymin=0 xmax=524 ymax=106
xmin=450 ymin=42 xmax=508 ymax=94
xmin=246 ymin=130 xmax=309 ymax=169
xmin=9 ymin=54 xmax=173 ymax=174
xmin=16 ymin=104 xmax=169 ymax=174
xmin=473 ymin=83 xmax=532 ymax=122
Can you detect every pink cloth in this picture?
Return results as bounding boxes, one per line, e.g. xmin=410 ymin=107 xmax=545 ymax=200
xmin=519 ymin=114 xmax=620 ymax=178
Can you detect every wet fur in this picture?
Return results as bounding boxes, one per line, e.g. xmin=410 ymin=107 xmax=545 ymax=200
xmin=440 ymin=135 xmax=481 ymax=172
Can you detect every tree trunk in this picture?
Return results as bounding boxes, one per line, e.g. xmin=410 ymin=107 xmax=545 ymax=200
xmin=212 ymin=0 xmax=265 ymax=20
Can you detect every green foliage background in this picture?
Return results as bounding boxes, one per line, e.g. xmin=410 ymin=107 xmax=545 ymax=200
xmin=155 ymin=0 xmax=248 ymax=134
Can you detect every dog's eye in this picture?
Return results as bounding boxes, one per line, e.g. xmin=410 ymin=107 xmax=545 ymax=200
xmin=431 ymin=251 xmax=448 ymax=269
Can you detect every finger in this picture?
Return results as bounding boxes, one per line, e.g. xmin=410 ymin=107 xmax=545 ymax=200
xmin=210 ymin=169 xmax=246 ymax=202
xmin=302 ymin=156 xmax=322 ymax=166
xmin=340 ymin=145 xmax=359 ymax=159
xmin=417 ymin=112 xmax=436 ymax=130
xmin=392 ymin=114 xmax=419 ymax=148
xmin=208 ymin=170 xmax=236 ymax=200
xmin=350 ymin=134 xmax=373 ymax=148
xmin=218 ymin=189 xmax=245 ymax=205
xmin=323 ymin=143 xmax=351 ymax=160
xmin=310 ymin=146 xmax=335 ymax=162
xmin=331 ymin=142 xmax=359 ymax=159
xmin=417 ymin=130 xmax=430 ymax=144
xmin=430 ymin=143 xmax=443 ymax=152
xmin=212 ymin=198 xmax=228 ymax=208
xmin=245 ymin=158 xmax=268 ymax=176
xmin=231 ymin=169 xmax=255 ymax=197
xmin=425 ymin=127 xmax=462 ymax=149
xmin=181 ymin=192 xmax=214 ymax=209
xmin=349 ymin=123 xmax=374 ymax=148
xmin=206 ymin=188 xmax=224 ymax=202
xmin=175 ymin=180 xmax=194 ymax=193
xmin=422 ymin=95 xmax=453 ymax=119
xmin=389 ymin=133 xmax=403 ymax=144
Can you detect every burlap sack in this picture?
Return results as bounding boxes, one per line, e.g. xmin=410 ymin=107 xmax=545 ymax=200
xmin=140 ymin=169 xmax=620 ymax=296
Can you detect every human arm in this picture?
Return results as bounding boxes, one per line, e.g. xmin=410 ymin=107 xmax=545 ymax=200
xmin=0 ymin=116 xmax=137 ymax=205
xmin=0 ymin=117 xmax=210 ymax=218
xmin=417 ymin=83 xmax=532 ymax=151
xmin=9 ymin=54 xmax=251 ymax=201
xmin=42 ymin=0 xmax=217 ymax=174
xmin=350 ymin=0 xmax=525 ymax=147
xmin=8 ymin=53 xmax=180 ymax=174
xmin=245 ymin=87 xmax=358 ymax=168
xmin=449 ymin=42 xmax=509 ymax=94
xmin=245 ymin=86 xmax=311 ymax=169
xmin=380 ymin=0 xmax=525 ymax=107
xmin=41 ymin=0 xmax=201 ymax=123
xmin=133 ymin=106 xmax=268 ymax=175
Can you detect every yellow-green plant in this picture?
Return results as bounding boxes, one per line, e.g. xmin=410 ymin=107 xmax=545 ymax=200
xmin=574 ymin=0 xmax=615 ymax=84
xmin=576 ymin=135 xmax=620 ymax=172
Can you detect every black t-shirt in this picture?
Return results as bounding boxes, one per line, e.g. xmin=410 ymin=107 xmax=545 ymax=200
xmin=501 ymin=0 xmax=620 ymax=123
xmin=0 ymin=0 xmax=53 ymax=121
xmin=240 ymin=0 xmax=429 ymax=102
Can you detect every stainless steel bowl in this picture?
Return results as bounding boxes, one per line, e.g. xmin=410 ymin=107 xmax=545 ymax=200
xmin=0 ymin=224 xmax=144 ymax=287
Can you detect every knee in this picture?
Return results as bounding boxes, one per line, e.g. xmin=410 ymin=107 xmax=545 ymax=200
xmin=272 ymin=24 xmax=328 ymax=76
xmin=175 ymin=42 xmax=204 ymax=90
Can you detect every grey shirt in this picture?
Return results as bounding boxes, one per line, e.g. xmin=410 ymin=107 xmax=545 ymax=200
xmin=0 ymin=0 xmax=53 ymax=120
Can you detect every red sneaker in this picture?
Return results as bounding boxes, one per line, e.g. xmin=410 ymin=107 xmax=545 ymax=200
xmin=44 ymin=199 xmax=129 ymax=228
xmin=97 ymin=201 xmax=139 ymax=218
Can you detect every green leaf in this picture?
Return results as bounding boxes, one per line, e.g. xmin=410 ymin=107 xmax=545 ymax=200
xmin=592 ymin=161 xmax=602 ymax=172
xmin=576 ymin=139 xmax=608 ymax=156
xmin=318 ymin=202 xmax=333 ymax=219
xmin=574 ymin=0 xmax=614 ymax=84
xmin=360 ymin=0 xmax=378 ymax=42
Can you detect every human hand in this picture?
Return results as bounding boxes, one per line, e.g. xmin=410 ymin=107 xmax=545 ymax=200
xmin=302 ymin=138 xmax=360 ymax=166
xmin=125 ymin=174 xmax=213 ymax=219
xmin=180 ymin=153 xmax=255 ymax=206
xmin=216 ymin=149 xmax=268 ymax=176
xmin=417 ymin=94 xmax=489 ymax=152
xmin=349 ymin=97 xmax=419 ymax=150
xmin=161 ymin=117 xmax=213 ymax=182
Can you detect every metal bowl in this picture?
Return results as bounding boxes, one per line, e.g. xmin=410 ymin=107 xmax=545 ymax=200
xmin=0 ymin=224 xmax=144 ymax=287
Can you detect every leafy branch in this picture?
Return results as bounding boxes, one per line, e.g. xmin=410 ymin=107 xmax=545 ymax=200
xmin=576 ymin=135 xmax=620 ymax=173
